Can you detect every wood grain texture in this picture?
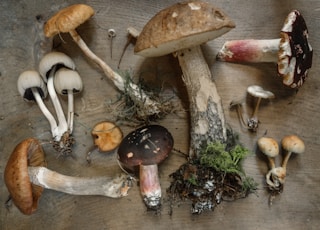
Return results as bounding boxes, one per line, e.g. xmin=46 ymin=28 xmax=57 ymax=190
xmin=0 ymin=0 xmax=319 ymax=229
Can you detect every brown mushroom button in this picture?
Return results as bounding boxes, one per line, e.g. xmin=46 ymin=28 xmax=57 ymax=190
xmin=4 ymin=138 xmax=47 ymax=215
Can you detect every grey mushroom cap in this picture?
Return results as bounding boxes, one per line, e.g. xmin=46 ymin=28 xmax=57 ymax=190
xmin=38 ymin=52 xmax=76 ymax=81
xmin=117 ymin=125 xmax=174 ymax=167
xmin=247 ymin=85 xmax=275 ymax=99
xmin=54 ymin=67 xmax=83 ymax=95
xmin=17 ymin=70 xmax=48 ymax=101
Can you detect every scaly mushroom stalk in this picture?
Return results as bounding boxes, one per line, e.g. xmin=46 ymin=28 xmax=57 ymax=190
xmin=217 ymin=10 xmax=313 ymax=89
xmin=44 ymin=4 xmax=163 ymax=116
xmin=134 ymin=1 xmax=235 ymax=158
xmin=17 ymin=70 xmax=58 ymax=137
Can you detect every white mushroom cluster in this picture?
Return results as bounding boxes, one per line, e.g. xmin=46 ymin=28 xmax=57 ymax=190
xmin=17 ymin=51 xmax=83 ymax=157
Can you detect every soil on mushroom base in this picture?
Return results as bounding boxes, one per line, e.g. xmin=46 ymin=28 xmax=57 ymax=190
xmin=166 ymin=131 xmax=257 ymax=214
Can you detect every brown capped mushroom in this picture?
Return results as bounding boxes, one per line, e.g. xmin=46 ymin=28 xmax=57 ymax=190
xmin=216 ymin=10 xmax=313 ymax=89
xmin=117 ymin=125 xmax=174 ymax=210
xmin=4 ymin=138 xmax=131 ymax=215
xmin=134 ymin=1 xmax=235 ymax=157
xmin=44 ymin=4 xmax=164 ymax=117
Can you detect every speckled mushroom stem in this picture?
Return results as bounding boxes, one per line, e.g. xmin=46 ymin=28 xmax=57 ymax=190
xmin=139 ymin=164 xmax=162 ymax=210
xmin=177 ymin=46 xmax=227 ymax=158
xmin=216 ymin=39 xmax=280 ymax=63
xmin=28 ymin=166 xmax=130 ymax=198
xmin=68 ymin=30 xmax=162 ymax=115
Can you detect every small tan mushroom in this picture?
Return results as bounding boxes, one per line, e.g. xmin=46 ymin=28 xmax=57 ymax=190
xmin=257 ymin=137 xmax=279 ymax=169
xmin=281 ymin=135 xmax=305 ymax=171
xmin=91 ymin=121 xmax=123 ymax=152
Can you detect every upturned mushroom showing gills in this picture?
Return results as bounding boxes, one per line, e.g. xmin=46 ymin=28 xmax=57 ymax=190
xmin=54 ymin=67 xmax=83 ymax=134
xmin=134 ymin=1 xmax=235 ymax=158
xmin=216 ymin=10 xmax=313 ymax=89
xmin=4 ymin=138 xmax=131 ymax=215
xmin=17 ymin=70 xmax=58 ymax=138
xmin=43 ymin=4 xmax=164 ymax=117
xmin=117 ymin=125 xmax=174 ymax=210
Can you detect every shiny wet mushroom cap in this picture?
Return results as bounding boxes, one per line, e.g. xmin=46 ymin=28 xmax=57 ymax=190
xmin=118 ymin=125 xmax=173 ymax=166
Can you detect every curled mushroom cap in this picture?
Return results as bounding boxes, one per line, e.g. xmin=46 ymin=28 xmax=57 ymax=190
xmin=134 ymin=1 xmax=235 ymax=57
xmin=44 ymin=4 xmax=94 ymax=37
xmin=91 ymin=121 xmax=123 ymax=152
xmin=4 ymin=138 xmax=47 ymax=215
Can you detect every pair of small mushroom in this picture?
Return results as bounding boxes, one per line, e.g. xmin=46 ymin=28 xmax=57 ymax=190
xmin=230 ymin=85 xmax=275 ymax=132
xmin=217 ymin=10 xmax=313 ymax=89
xmin=4 ymin=138 xmax=131 ymax=215
xmin=257 ymin=135 xmax=305 ymax=190
xmin=18 ymin=52 xmax=83 ymax=155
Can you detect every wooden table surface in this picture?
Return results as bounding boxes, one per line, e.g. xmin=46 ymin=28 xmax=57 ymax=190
xmin=0 ymin=0 xmax=319 ymax=229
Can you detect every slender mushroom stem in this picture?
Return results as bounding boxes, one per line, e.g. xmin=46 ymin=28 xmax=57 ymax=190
xmin=31 ymin=87 xmax=58 ymax=136
xmin=47 ymin=67 xmax=68 ymax=141
xmin=28 ymin=166 xmax=130 ymax=198
xmin=68 ymin=29 xmax=162 ymax=115
xmin=177 ymin=46 xmax=227 ymax=157
xmin=217 ymin=39 xmax=280 ymax=63
xmin=67 ymin=90 xmax=74 ymax=132
xmin=247 ymin=97 xmax=261 ymax=131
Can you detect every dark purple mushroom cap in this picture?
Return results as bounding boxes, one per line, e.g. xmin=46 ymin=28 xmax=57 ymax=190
xmin=278 ymin=10 xmax=313 ymax=89
xmin=117 ymin=125 xmax=174 ymax=167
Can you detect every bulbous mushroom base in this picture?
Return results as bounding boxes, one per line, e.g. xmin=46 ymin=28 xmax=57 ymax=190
xmin=52 ymin=131 xmax=75 ymax=158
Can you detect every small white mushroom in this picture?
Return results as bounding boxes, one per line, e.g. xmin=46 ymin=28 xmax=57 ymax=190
xmin=247 ymin=85 xmax=275 ymax=132
xmin=54 ymin=67 xmax=83 ymax=133
xmin=17 ymin=70 xmax=58 ymax=137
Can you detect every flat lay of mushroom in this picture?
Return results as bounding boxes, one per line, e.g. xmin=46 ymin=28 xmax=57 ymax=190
xmin=134 ymin=1 xmax=235 ymax=158
xmin=43 ymin=4 xmax=165 ymax=118
xmin=17 ymin=70 xmax=58 ymax=138
xmin=216 ymin=10 xmax=313 ymax=89
xmin=4 ymin=138 xmax=131 ymax=215
xmin=38 ymin=51 xmax=77 ymax=156
xmin=117 ymin=125 xmax=174 ymax=210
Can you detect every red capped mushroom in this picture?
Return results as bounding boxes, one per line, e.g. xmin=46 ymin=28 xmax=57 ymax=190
xmin=217 ymin=10 xmax=313 ymax=89
xmin=117 ymin=125 xmax=174 ymax=210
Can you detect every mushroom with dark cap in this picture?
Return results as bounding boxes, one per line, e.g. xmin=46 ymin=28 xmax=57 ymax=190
xmin=117 ymin=125 xmax=174 ymax=210
xmin=4 ymin=138 xmax=131 ymax=215
xmin=44 ymin=4 xmax=164 ymax=117
xmin=216 ymin=10 xmax=313 ymax=89
xmin=246 ymin=85 xmax=275 ymax=132
xmin=134 ymin=1 xmax=235 ymax=158
xmin=17 ymin=70 xmax=58 ymax=138
xmin=54 ymin=67 xmax=83 ymax=133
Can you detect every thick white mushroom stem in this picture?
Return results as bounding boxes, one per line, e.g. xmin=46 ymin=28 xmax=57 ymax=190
xmin=28 ymin=166 xmax=130 ymax=198
xmin=139 ymin=164 xmax=161 ymax=210
xmin=68 ymin=30 xmax=162 ymax=115
xmin=47 ymin=67 xmax=68 ymax=141
xmin=177 ymin=46 xmax=227 ymax=158
xmin=31 ymin=87 xmax=58 ymax=137
xmin=217 ymin=39 xmax=280 ymax=63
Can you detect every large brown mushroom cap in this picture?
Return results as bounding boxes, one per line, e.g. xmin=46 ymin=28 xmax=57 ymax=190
xmin=91 ymin=121 xmax=123 ymax=152
xmin=134 ymin=1 xmax=235 ymax=57
xmin=44 ymin=4 xmax=94 ymax=37
xmin=4 ymin=138 xmax=47 ymax=215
